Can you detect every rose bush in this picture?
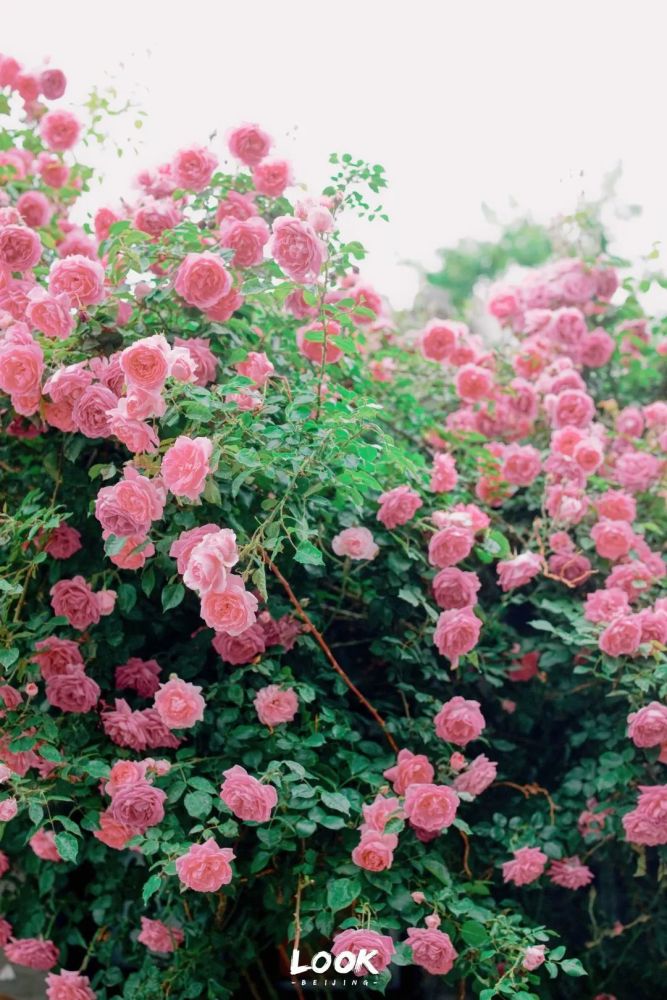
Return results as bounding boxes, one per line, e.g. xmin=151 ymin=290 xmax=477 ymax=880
xmin=0 ymin=49 xmax=665 ymax=1000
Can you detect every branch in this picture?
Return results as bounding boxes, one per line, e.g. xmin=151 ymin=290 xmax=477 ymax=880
xmin=262 ymin=551 xmax=399 ymax=753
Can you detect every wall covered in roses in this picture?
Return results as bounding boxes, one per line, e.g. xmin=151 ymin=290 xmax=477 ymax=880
xmin=0 ymin=50 xmax=665 ymax=1000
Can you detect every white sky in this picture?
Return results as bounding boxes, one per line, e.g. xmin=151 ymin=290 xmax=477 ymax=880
xmin=4 ymin=0 xmax=667 ymax=309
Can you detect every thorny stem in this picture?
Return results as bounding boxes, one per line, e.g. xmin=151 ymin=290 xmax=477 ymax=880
xmin=262 ymin=551 xmax=399 ymax=753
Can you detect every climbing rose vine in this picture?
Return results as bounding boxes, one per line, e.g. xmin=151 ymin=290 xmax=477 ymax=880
xmin=0 ymin=49 xmax=665 ymax=1000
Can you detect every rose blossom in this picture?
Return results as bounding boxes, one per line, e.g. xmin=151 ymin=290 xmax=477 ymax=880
xmin=138 ymin=917 xmax=184 ymax=953
xmin=502 ymin=444 xmax=541 ymax=486
xmin=40 ymin=110 xmax=80 ymax=150
xmin=430 ymin=452 xmax=458 ymax=493
xmin=161 ymin=436 xmax=213 ymax=500
xmin=383 ymin=748 xmax=435 ymax=795
xmin=153 ymin=677 xmax=206 ymax=729
xmin=172 ymin=146 xmax=217 ymax=192
xmin=501 ymin=846 xmax=548 ymax=886
xmin=433 ymin=607 xmax=482 ymax=668
xmin=45 ymin=666 xmax=100 ymax=713
xmin=523 ymin=945 xmax=546 ymax=971
xmin=228 ymin=123 xmax=272 ymax=166
xmin=45 ymin=971 xmax=95 ymax=1000
xmin=72 ymin=384 xmax=118 ymax=439
xmin=183 ymin=529 xmax=239 ymax=594
xmin=331 ymin=929 xmax=395 ymax=974
xmin=404 ymin=783 xmax=459 ymax=832
xmin=176 ymin=838 xmax=235 ymax=891
xmin=428 ymin=523 xmax=474 ymax=568
xmin=599 ymin=615 xmax=642 ymax=656
xmin=627 ymin=702 xmax=667 ymax=748
xmin=252 ymin=158 xmax=292 ymax=198
xmin=434 ymin=696 xmax=485 ymax=746
xmin=419 ymin=319 xmax=462 ymax=362
xmin=0 ymin=797 xmax=18 ymax=821
xmin=270 ymin=215 xmax=327 ymax=283
xmin=108 ymin=780 xmax=166 ymax=833
xmin=236 ymin=350 xmax=274 ymax=386
xmin=26 ymin=287 xmax=74 ymax=339
xmin=548 ymin=856 xmax=594 ymax=889
xmin=33 ymin=636 xmax=83 ymax=679
xmin=497 ymin=552 xmax=542 ymax=591
xmin=453 ymin=754 xmax=497 ymax=796
xmin=455 ymin=363 xmax=494 ymax=402
xmin=50 ymin=576 xmax=115 ymax=631
xmin=433 ymin=567 xmax=481 ymax=610
xmin=405 ymin=926 xmax=458 ymax=975
xmin=352 ymin=830 xmax=398 ymax=871
xmin=377 ymin=485 xmax=423 ymax=529
xmin=332 ymin=526 xmax=379 ymax=560
xmin=360 ymin=795 xmax=402 ymax=835
xmin=30 ymin=829 xmax=62 ymax=862
xmin=174 ymin=252 xmax=232 ymax=310
xmin=169 ymin=524 xmax=219 ymax=574
xmin=253 ymin=685 xmax=299 ymax=726
xmin=120 ymin=334 xmax=170 ymax=390
xmin=45 ymin=524 xmax=82 ymax=559
xmin=614 ymin=450 xmax=661 ymax=493
xmin=174 ymin=336 xmax=217 ymax=386
xmin=213 ymin=625 xmax=266 ymax=665
xmin=95 ymin=467 xmax=165 ymax=538
xmin=5 ymin=937 xmax=59 ymax=970
xmin=48 ymin=255 xmax=106 ymax=307
xmin=584 ymin=588 xmax=630 ymax=624
xmin=591 ymin=519 xmax=636 ymax=561
xmin=218 ymin=217 xmax=270 ymax=268
xmin=220 ymin=765 xmax=277 ymax=822
xmin=0 ymin=224 xmax=42 ymax=270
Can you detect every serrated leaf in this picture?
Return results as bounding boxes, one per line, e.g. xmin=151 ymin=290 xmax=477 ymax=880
xmin=54 ymin=831 xmax=78 ymax=863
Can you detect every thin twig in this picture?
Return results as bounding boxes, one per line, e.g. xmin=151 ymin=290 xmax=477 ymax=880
xmin=262 ymin=551 xmax=399 ymax=752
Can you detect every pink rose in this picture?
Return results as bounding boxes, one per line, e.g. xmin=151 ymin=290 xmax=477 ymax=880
xmin=49 ymin=255 xmax=106 ymax=307
xmin=599 ymin=615 xmax=642 ymax=656
xmin=93 ymin=810 xmax=136 ymax=850
xmin=95 ymin=466 xmax=165 ymax=538
xmin=33 ymin=636 xmax=83 ymax=680
xmin=138 ymin=917 xmax=184 ymax=954
xmin=434 ymin=696 xmax=485 ymax=746
xmin=120 ymin=333 xmax=170 ymax=391
xmin=497 ymin=552 xmax=542 ymax=591
xmin=204 ymin=286 xmax=244 ymax=322
xmin=501 ymin=444 xmax=541 ymax=486
xmin=548 ymin=389 xmax=595 ymax=429
xmin=360 ymin=795 xmax=403 ymax=834
xmin=428 ymin=523 xmax=474 ymax=568
xmin=176 ymin=838 xmax=236 ymax=891
xmin=433 ymin=568 xmax=481 ymax=610
xmin=108 ymin=780 xmax=166 ymax=834
xmin=332 ymin=526 xmax=379 ymax=560
xmin=173 ymin=336 xmax=217 ymax=386
xmin=228 ymin=123 xmax=273 ymax=166
xmin=17 ymin=191 xmax=52 ymax=229
xmin=0 ymin=797 xmax=18 ymax=821
xmin=430 ymin=452 xmax=458 ymax=492
xmin=453 ymin=754 xmax=497 ymax=796
xmin=352 ymin=830 xmax=397 ymax=871
xmin=72 ymin=384 xmax=117 ymax=438
xmin=115 ymin=657 xmax=161 ymax=698
xmin=0 ymin=325 xmax=43 ymax=413
xmin=627 ymin=702 xmax=667 ymax=748
xmin=595 ymin=490 xmax=636 ymax=522
xmin=30 ymin=829 xmax=62 ymax=861
xmin=580 ymin=328 xmax=614 ymax=367
xmin=502 ymin=846 xmax=548 ymax=886
xmin=5 ymin=937 xmax=59 ymax=970
xmin=296 ymin=319 xmax=343 ymax=365
xmin=591 ymin=518 xmax=636 ymax=561
xmin=252 ymin=158 xmax=292 ymax=198
xmin=169 ymin=524 xmax=219 ymax=574
xmin=104 ymin=532 xmax=155 ymax=570
xmin=433 ymin=607 xmax=482 ymax=668
xmin=331 ymin=929 xmax=395 ymax=974
xmin=405 ymin=926 xmax=458 ymax=975
xmin=584 ymin=588 xmax=630 ymax=624
xmin=200 ymin=575 xmax=259 ymax=635
xmin=39 ymin=67 xmax=67 ymax=99
xmin=212 ymin=625 xmax=266 ymax=665
xmin=270 ymin=215 xmax=327 ymax=283
xmin=45 ymin=524 xmax=82 ymax=559
xmin=0 ymin=224 xmax=42 ymax=270
xmin=26 ymin=287 xmax=74 ymax=339
xmin=236 ymin=350 xmax=274 ymax=387
xmin=174 ymin=252 xmax=232 ymax=310
xmin=455 ymin=364 xmax=494 ymax=402
xmin=404 ymin=783 xmax=459 ymax=832
xmin=108 ymin=404 xmax=159 ymax=454
xmin=216 ymin=190 xmax=258 ymax=224
xmin=377 ymin=485 xmax=423 ymax=529
xmin=220 ymin=764 xmax=277 ymax=822
xmin=614 ymin=450 xmax=661 ymax=493
xmin=172 ymin=146 xmax=217 ymax=192
xmin=161 ymin=435 xmax=213 ymax=500
xmin=548 ymin=856 xmax=594 ymax=889
xmin=153 ymin=677 xmax=205 ymax=729
xmin=40 ymin=110 xmax=80 ymax=150
xmin=46 ymin=666 xmax=100 ymax=713
xmin=183 ymin=528 xmax=238 ymax=594
xmin=420 ymin=319 xmax=463 ymax=362
xmin=383 ymin=748 xmax=434 ymax=795
xmin=253 ymin=685 xmax=299 ymax=726
xmin=218 ymin=217 xmax=270 ymax=268
xmin=50 ymin=576 xmax=115 ymax=631
xmin=45 ymin=970 xmax=96 ymax=1000
xmin=522 ymin=945 xmax=546 ymax=971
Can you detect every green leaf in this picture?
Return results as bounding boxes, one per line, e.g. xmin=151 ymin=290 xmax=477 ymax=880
xmin=162 ymin=582 xmax=185 ymax=611
xmin=561 ymin=958 xmax=587 ymax=977
xmin=38 ymin=744 xmax=63 ymax=763
xmin=321 ymin=791 xmax=351 ymax=815
xmin=460 ymin=920 xmax=489 ymax=948
xmin=54 ymin=831 xmax=79 ymax=863
xmin=0 ymin=648 xmax=19 ymax=668
xmin=142 ymin=874 xmax=162 ymax=904
xmin=327 ymin=877 xmax=361 ymax=911
xmin=294 ymin=541 xmax=324 ymax=567
xmin=184 ymin=791 xmax=213 ymax=819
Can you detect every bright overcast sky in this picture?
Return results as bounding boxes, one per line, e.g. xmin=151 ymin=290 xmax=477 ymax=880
xmin=4 ymin=0 xmax=667 ymax=309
